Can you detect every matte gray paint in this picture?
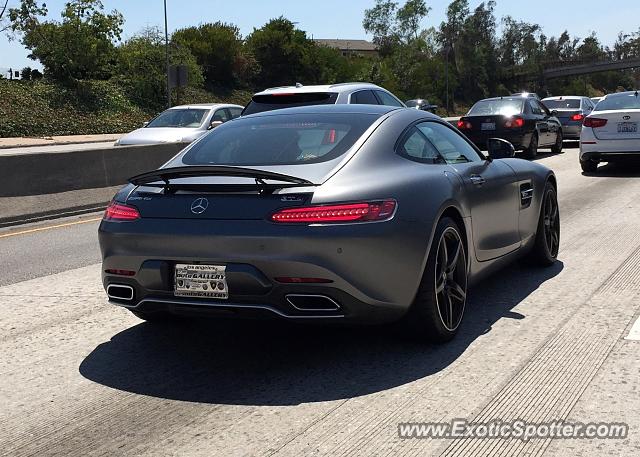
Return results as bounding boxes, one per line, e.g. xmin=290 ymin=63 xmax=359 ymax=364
xmin=99 ymin=105 xmax=555 ymax=323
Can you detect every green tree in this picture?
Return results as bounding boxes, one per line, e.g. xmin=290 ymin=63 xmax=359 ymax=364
xmin=172 ymin=22 xmax=254 ymax=88
xmin=116 ymin=26 xmax=203 ymax=109
xmin=245 ymin=17 xmax=316 ymax=87
xmin=21 ymin=66 xmax=33 ymax=80
xmin=9 ymin=0 xmax=123 ymax=81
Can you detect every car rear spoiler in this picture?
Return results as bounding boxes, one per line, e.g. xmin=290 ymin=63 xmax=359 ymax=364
xmin=129 ymin=165 xmax=314 ymax=192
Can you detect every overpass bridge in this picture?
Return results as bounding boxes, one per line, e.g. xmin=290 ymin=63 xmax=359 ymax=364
xmin=543 ymin=56 xmax=640 ymax=79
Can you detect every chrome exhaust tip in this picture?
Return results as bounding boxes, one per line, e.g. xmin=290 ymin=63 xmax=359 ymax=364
xmin=285 ymin=294 xmax=341 ymax=312
xmin=107 ymin=284 xmax=134 ymax=301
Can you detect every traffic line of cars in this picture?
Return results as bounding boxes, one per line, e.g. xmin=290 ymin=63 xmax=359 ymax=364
xmin=455 ymin=90 xmax=640 ymax=173
xmin=99 ymin=82 xmax=560 ymax=343
xmin=99 ymin=82 xmax=638 ymax=342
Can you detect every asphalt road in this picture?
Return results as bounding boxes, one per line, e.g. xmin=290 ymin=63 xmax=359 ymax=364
xmin=1 ymin=146 xmax=639 ymax=456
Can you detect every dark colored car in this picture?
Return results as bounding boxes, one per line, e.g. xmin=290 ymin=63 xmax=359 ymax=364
xmin=541 ymin=96 xmax=595 ymax=140
xmin=99 ymin=105 xmax=559 ymax=343
xmin=406 ymin=99 xmax=438 ymax=113
xmin=457 ymin=97 xmax=563 ymax=159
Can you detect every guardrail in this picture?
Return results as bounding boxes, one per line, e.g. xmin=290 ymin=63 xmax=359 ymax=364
xmin=0 ymin=142 xmax=189 ymax=198
xmin=0 ymin=142 xmax=189 ymax=227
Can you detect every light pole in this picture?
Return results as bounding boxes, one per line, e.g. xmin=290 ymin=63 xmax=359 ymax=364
xmin=444 ymin=45 xmax=451 ymax=117
xmin=164 ymin=0 xmax=171 ymax=108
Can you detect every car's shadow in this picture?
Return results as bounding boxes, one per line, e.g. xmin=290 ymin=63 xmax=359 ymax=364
xmin=582 ymin=161 xmax=640 ymax=177
xmin=80 ymin=261 xmax=564 ymax=406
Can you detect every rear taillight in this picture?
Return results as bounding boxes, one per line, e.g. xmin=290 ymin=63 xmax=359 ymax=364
xmin=505 ymin=117 xmax=524 ymax=128
xmin=457 ymin=119 xmax=472 ymax=129
xmin=571 ymin=113 xmax=584 ymax=121
xmin=271 ymin=200 xmax=397 ymax=224
xmin=103 ymin=201 xmax=140 ymax=221
xmin=583 ymin=117 xmax=608 ymax=128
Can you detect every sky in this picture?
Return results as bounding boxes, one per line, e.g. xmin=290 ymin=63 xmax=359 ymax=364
xmin=1 ymin=0 xmax=640 ymax=73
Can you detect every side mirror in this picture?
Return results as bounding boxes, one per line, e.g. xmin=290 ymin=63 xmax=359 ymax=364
xmin=142 ymin=121 xmax=149 ymax=127
xmin=208 ymin=120 xmax=223 ymax=130
xmin=486 ymin=138 xmax=515 ymax=159
xmin=550 ymin=110 xmax=558 ymax=116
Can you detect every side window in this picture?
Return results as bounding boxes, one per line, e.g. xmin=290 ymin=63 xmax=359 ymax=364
xmin=398 ymin=127 xmax=440 ymax=162
xmin=375 ymin=90 xmax=404 ymax=107
xmin=212 ymin=109 xmax=230 ymax=123
xmin=529 ymin=100 xmax=543 ymax=115
xmin=539 ymin=101 xmax=551 ymax=116
xmin=417 ymin=122 xmax=484 ymax=163
xmin=350 ymin=90 xmax=379 ymax=105
xmin=229 ymin=107 xmax=243 ymax=119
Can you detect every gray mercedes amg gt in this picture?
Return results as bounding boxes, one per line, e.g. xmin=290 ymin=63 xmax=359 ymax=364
xmin=99 ymin=104 xmax=559 ymax=342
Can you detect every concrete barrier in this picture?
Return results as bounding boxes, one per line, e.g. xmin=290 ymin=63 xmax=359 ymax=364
xmin=0 ymin=142 xmax=189 ymax=198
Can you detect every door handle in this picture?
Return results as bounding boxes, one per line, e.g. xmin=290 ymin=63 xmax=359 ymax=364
xmin=470 ymin=175 xmax=486 ymax=185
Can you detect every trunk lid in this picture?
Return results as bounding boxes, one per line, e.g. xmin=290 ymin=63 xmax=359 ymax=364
xmin=590 ymin=109 xmax=640 ymax=140
xmin=553 ymin=109 xmax=582 ymax=123
xmin=127 ymin=178 xmax=315 ymax=220
xmin=464 ymin=115 xmax=520 ymax=134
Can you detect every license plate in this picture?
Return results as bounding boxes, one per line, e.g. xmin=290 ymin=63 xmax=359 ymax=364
xmin=617 ymin=122 xmax=638 ymax=133
xmin=481 ymin=122 xmax=496 ymax=131
xmin=174 ymin=264 xmax=228 ymax=299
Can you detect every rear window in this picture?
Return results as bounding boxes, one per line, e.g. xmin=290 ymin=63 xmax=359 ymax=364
xmin=242 ymin=93 xmax=338 ymax=115
xmin=182 ymin=113 xmax=380 ymax=166
xmin=147 ymin=109 xmax=208 ymax=128
xmin=468 ymin=99 xmax=524 ymax=116
xmin=543 ymin=99 xmax=581 ymax=109
xmin=594 ymin=93 xmax=640 ymax=111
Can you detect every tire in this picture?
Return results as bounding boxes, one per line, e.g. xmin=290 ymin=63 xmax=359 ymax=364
xmin=551 ymin=130 xmax=563 ymax=154
xmin=130 ymin=310 xmax=173 ymax=322
xmin=527 ymin=182 xmax=560 ymax=266
xmin=580 ymin=159 xmax=598 ymax=173
xmin=403 ymin=217 xmax=468 ymax=343
xmin=522 ymin=132 xmax=538 ymax=160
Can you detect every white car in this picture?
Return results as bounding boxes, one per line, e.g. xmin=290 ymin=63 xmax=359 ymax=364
xmin=579 ymin=91 xmax=640 ymax=172
xmin=242 ymin=82 xmax=406 ymax=115
xmin=115 ymin=103 xmax=243 ymax=146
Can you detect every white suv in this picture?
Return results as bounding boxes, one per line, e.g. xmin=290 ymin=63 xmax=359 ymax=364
xmin=242 ymin=83 xmax=406 ymax=115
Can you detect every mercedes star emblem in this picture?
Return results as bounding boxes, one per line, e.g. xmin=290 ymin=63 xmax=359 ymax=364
xmin=190 ymin=197 xmax=209 ymax=214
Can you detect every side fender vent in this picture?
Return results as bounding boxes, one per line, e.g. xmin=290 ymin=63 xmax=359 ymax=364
xmin=520 ymin=182 xmax=533 ymax=208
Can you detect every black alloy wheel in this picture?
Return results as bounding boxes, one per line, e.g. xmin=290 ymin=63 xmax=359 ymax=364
xmin=542 ymin=189 xmax=560 ymax=258
xmin=434 ymin=227 xmax=468 ymax=332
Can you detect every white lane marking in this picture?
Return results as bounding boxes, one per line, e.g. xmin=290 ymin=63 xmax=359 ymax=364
xmin=624 ymin=315 xmax=640 ymax=340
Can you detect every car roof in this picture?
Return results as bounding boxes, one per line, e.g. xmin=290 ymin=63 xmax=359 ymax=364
xmin=168 ymin=103 xmax=243 ymax=110
xmin=239 ymin=103 xmax=403 ymax=119
xmin=542 ymin=96 xmax=583 ymax=100
xmin=254 ymin=82 xmax=382 ymax=96
xmin=477 ymin=96 xmax=527 ymax=102
xmin=601 ymin=90 xmax=639 ymax=99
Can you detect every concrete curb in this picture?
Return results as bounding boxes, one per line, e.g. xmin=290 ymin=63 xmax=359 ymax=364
xmin=0 ymin=134 xmax=124 ymax=149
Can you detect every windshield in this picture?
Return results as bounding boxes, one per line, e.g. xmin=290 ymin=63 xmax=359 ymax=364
xmin=543 ymin=99 xmax=581 ymax=109
xmin=147 ymin=109 xmax=208 ymax=128
xmin=594 ymin=93 xmax=640 ymax=111
xmin=181 ymin=113 xmax=380 ymax=166
xmin=468 ymin=99 xmax=524 ymax=116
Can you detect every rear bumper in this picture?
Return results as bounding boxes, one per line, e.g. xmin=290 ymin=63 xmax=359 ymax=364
xmin=580 ymin=151 xmax=640 ymax=162
xmin=559 ymin=123 xmax=581 ymax=139
xmin=580 ymin=134 xmax=640 ymax=161
xmin=99 ymin=217 xmax=429 ymax=324
xmin=464 ymin=131 xmax=530 ymax=150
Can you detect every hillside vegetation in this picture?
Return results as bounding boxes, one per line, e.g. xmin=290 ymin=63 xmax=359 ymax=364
xmin=0 ymin=80 xmax=251 ymax=138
